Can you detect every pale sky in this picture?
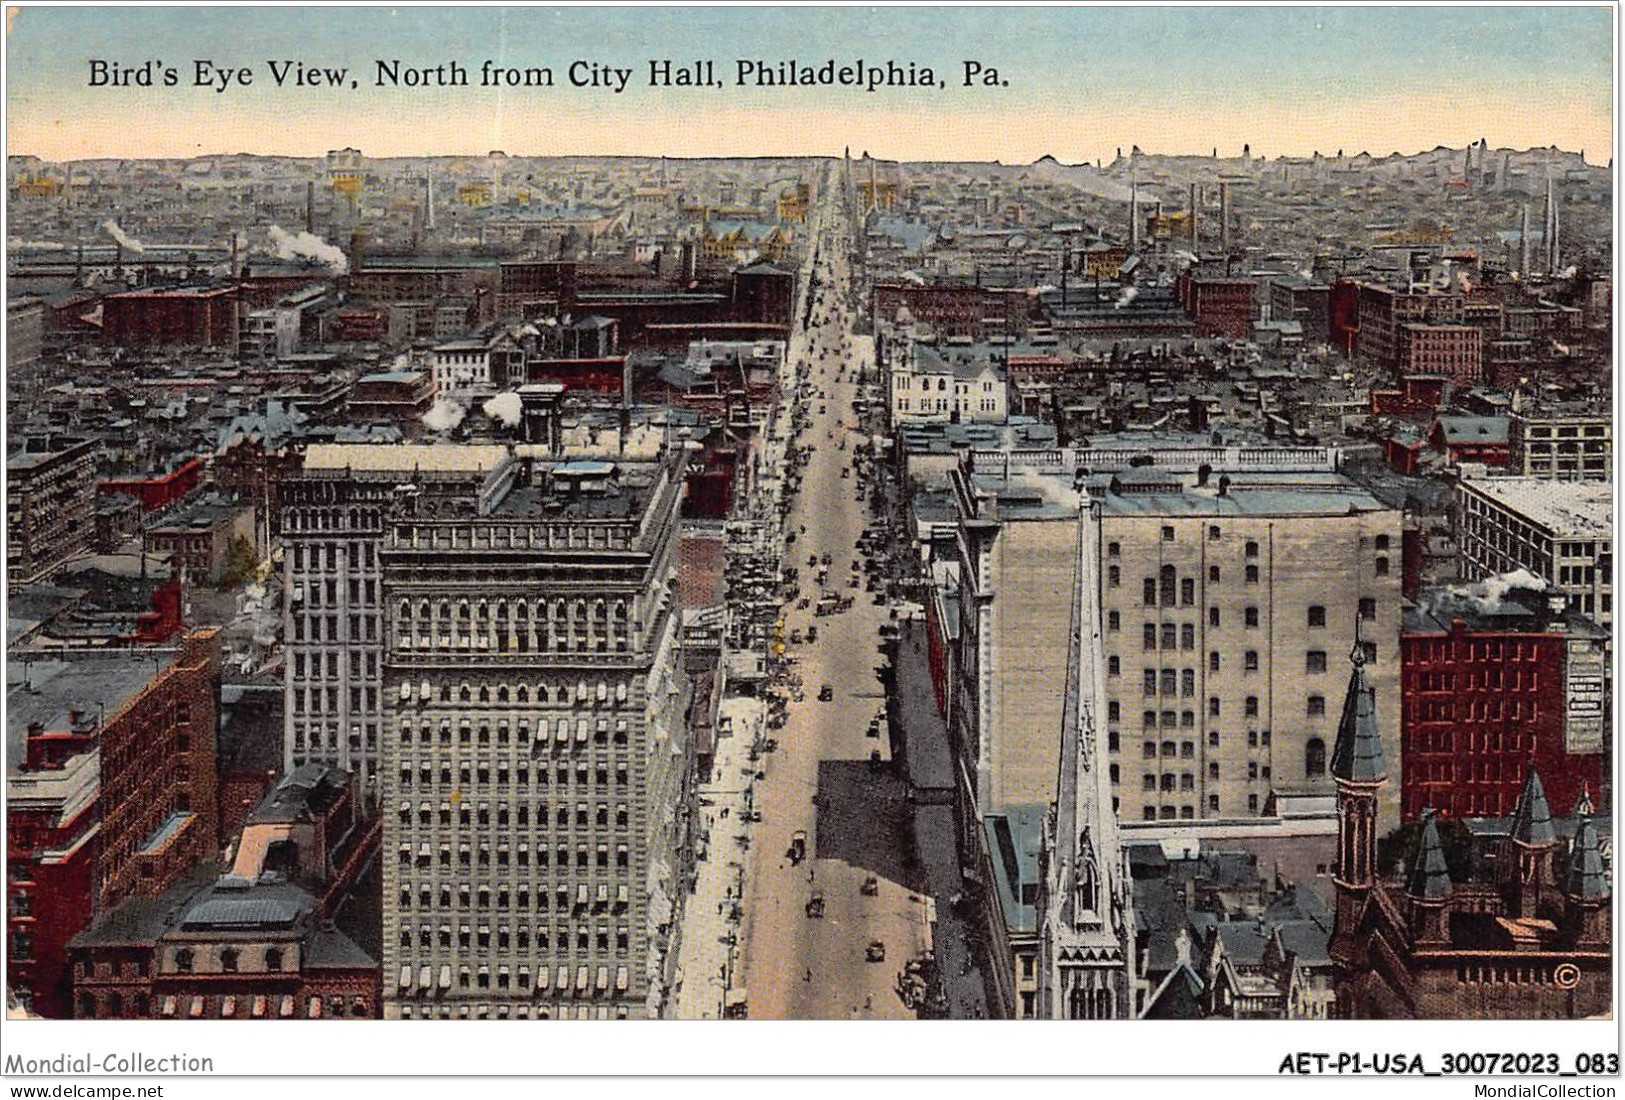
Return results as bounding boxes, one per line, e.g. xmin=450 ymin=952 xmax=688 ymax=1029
xmin=6 ymin=6 xmax=1615 ymax=163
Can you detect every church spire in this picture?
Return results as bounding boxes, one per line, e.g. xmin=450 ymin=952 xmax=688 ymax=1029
xmin=1407 ymin=810 xmax=1452 ymax=900
xmin=1037 ymin=495 xmax=1135 ymax=1019
xmin=1330 ymin=644 xmax=1386 ymax=783
xmin=1565 ymin=817 xmax=1609 ymax=901
xmin=1508 ymin=768 xmax=1557 ymax=848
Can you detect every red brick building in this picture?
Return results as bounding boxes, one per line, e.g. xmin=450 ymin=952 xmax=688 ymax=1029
xmin=873 ymin=283 xmax=985 ymax=338
xmin=1428 ymin=416 xmax=1509 ymax=468
xmin=526 ymin=356 xmax=631 ymax=401
xmin=6 ymin=629 xmax=221 ymax=1017
xmin=1401 ymin=590 xmax=1605 ymax=824
xmin=730 ymin=260 xmax=795 ymax=325
xmin=67 ymin=765 xmax=381 ymax=1020
xmin=1175 ymin=273 xmax=1255 ymax=339
xmin=1330 ymin=656 xmax=1611 ymax=1020
xmin=1369 ymin=374 xmax=1449 ymax=418
xmin=101 ymin=287 xmax=239 ymax=347
xmin=97 ymin=456 xmax=203 ymax=515
xmin=1399 ymin=323 xmax=1482 ymax=383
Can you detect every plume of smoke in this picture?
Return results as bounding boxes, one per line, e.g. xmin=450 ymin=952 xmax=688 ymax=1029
xmin=1446 ymin=568 xmax=1547 ymax=612
xmin=7 ymin=239 xmax=67 ymax=252
xmin=1561 ymin=265 xmax=1578 ymax=279
xmin=483 ymin=392 xmax=523 ymax=428
xmin=422 ymin=397 xmax=466 ymax=433
xmin=1457 ymin=271 xmax=1475 ymax=293
xmin=1114 ymin=286 xmax=1139 ymax=310
xmin=101 ymin=220 xmax=145 ymax=254
xmin=267 ymin=225 xmax=348 ymax=273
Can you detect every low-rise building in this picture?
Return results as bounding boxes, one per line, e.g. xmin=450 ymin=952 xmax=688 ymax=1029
xmin=1509 ymin=407 xmax=1612 ymax=481
xmin=1402 ymin=581 xmax=1606 ymax=823
xmin=1455 ymin=471 xmax=1612 ymax=625
xmin=67 ymin=764 xmax=380 ymax=1020
xmin=8 ymin=435 xmax=97 ymax=588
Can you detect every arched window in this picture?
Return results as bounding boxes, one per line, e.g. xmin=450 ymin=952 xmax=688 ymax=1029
xmin=174 ymin=948 xmax=195 ymax=973
xmin=1305 ymin=737 xmax=1327 ymax=778
xmin=265 ymin=948 xmax=283 ymax=972
xmin=219 ymin=947 xmax=239 ymax=973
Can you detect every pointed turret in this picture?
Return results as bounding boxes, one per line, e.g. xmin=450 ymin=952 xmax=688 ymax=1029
xmin=1407 ymin=811 xmax=1452 ymax=900
xmin=1405 ymin=810 xmax=1452 ymax=945
xmin=1565 ymin=817 xmax=1608 ymax=901
xmin=1330 ymin=649 xmax=1386 ymax=783
xmin=1508 ymin=768 xmax=1557 ymax=848
xmin=1563 ymin=816 xmax=1610 ymax=948
xmin=1571 ymin=782 xmax=1594 ymax=820
xmin=1504 ymin=766 xmax=1558 ymax=918
xmin=1329 ymin=646 xmax=1390 ymax=978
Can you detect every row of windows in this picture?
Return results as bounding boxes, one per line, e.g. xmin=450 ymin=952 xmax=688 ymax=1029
xmin=398 ymin=598 xmax=632 ymax=624
xmin=396 ymin=630 xmax=631 ymax=655
xmin=400 ymin=681 xmax=632 ymax=707
xmin=78 ymin=991 xmax=368 ymax=1020
xmin=396 ymin=925 xmax=631 ymax=951
xmin=1409 ymin=698 xmax=1538 ymax=724
xmin=1107 ymin=648 xmax=1359 ymax=678
xmin=398 ymin=1005 xmax=631 ymax=1020
xmin=297 ymin=576 xmax=378 ymax=608
xmin=292 ymin=614 xmax=376 ymax=643
xmin=395 ymin=885 xmax=625 ymax=911
xmin=293 ymin=650 xmax=381 ymax=680
xmin=397 ymin=804 xmax=633 ymax=829
xmin=398 ymin=844 xmax=631 ymax=868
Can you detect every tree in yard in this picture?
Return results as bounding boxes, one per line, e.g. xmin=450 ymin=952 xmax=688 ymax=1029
xmin=219 ymin=534 xmax=259 ymax=588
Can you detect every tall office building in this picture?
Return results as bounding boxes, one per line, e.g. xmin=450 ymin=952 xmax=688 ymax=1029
xmin=280 ymin=444 xmax=513 ymax=805
xmin=380 ymin=448 xmax=692 ymax=1020
xmin=950 ymin=449 xmax=1402 ymax=832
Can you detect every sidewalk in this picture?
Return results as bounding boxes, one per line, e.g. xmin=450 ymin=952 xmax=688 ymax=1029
xmin=669 ymin=696 xmax=764 ymax=1019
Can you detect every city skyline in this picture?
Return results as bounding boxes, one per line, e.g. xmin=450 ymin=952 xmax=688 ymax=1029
xmin=6 ymin=6 xmax=1614 ymax=163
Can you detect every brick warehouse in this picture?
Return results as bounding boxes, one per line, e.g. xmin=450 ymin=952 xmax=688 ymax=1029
xmin=1401 ymin=585 xmax=1606 ymax=823
xmin=6 ymin=629 xmax=221 ymax=1017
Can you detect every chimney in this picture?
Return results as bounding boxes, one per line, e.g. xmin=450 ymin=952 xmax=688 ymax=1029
xmin=305 ymin=180 xmax=315 ymax=234
xmin=349 ymin=228 xmax=366 ymax=275
xmin=1543 ymin=175 xmax=1554 ymax=274
xmin=1519 ymin=203 xmax=1530 ymax=275
xmin=1219 ymin=181 xmax=1231 ymax=255
xmin=1188 ymin=182 xmax=1199 ymax=248
xmin=1129 ymin=176 xmax=1140 ymax=252
xmin=1550 ymin=179 xmax=1561 ymax=273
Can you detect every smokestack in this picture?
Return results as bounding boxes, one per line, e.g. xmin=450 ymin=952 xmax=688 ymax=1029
xmin=1129 ymin=176 xmax=1140 ymax=252
xmin=1547 ymin=176 xmax=1560 ymax=274
xmin=1543 ymin=175 xmax=1554 ymax=274
xmin=229 ymin=233 xmax=239 ymax=280
xmin=1189 ymin=182 xmax=1199 ymax=249
xmin=305 ymin=181 xmax=315 ymax=234
xmin=425 ymin=174 xmax=435 ymax=230
xmin=1520 ymin=203 xmax=1530 ymax=275
xmin=349 ymin=228 xmax=366 ymax=275
xmin=1219 ymin=181 xmax=1231 ymax=255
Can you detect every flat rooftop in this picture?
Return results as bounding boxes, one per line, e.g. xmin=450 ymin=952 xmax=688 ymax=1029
xmin=7 ymin=652 xmax=176 ymax=771
xmin=1460 ymin=476 xmax=1612 ymax=539
xmin=968 ymin=467 xmax=1388 ymax=522
xmin=303 ymin=443 xmax=511 ymax=475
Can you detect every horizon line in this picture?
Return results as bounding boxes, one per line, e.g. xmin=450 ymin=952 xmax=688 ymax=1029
xmin=7 ymin=141 xmax=1603 ymax=167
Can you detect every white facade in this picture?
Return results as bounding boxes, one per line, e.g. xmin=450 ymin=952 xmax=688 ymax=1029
xmin=1456 ymin=471 xmax=1613 ymax=625
xmin=433 ymin=340 xmax=494 ymax=392
xmin=888 ymin=339 xmax=1006 ymax=426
